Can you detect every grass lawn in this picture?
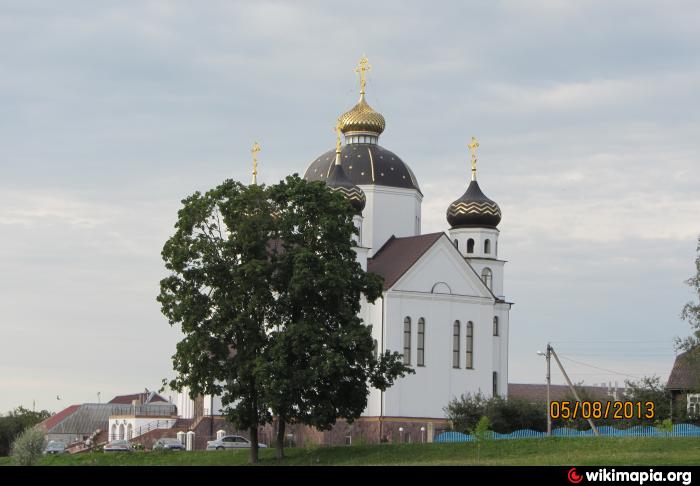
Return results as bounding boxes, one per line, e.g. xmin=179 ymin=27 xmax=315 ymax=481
xmin=1 ymin=437 xmax=700 ymax=466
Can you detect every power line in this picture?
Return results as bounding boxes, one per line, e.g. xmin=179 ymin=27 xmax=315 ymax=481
xmin=557 ymin=354 xmax=660 ymax=380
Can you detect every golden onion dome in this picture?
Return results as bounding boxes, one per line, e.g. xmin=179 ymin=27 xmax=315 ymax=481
xmin=338 ymin=94 xmax=386 ymax=135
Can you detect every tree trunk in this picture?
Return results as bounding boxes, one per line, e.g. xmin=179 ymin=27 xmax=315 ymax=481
xmin=249 ymin=426 xmax=259 ymax=464
xmin=275 ymin=418 xmax=286 ymax=460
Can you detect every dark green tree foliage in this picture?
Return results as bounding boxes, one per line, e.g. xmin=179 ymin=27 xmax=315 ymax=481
xmin=263 ymin=175 xmax=412 ymax=458
xmin=0 ymin=407 xmax=51 ymax=456
xmin=446 ymin=393 xmax=546 ymax=434
xmin=159 ymin=176 xmax=412 ymax=462
xmin=158 ymin=181 xmax=275 ymax=463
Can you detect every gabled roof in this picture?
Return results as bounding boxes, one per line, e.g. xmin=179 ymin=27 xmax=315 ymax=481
xmin=367 ymin=233 xmax=444 ymax=290
xmin=108 ymin=392 xmax=168 ymax=405
xmin=666 ymin=351 xmax=699 ymax=391
xmin=39 ymin=404 xmax=80 ymax=432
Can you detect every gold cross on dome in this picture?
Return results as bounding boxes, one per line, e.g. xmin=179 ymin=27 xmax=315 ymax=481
xmin=251 ymin=141 xmax=261 ymax=185
xmin=468 ymin=137 xmax=479 ymax=181
xmin=355 ymin=56 xmax=371 ymax=95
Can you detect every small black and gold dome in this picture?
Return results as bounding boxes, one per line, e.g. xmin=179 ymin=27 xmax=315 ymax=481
xmin=326 ymin=161 xmax=366 ymax=214
xmin=446 ymin=180 xmax=501 ymax=228
xmin=446 ymin=137 xmax=502 ymax=228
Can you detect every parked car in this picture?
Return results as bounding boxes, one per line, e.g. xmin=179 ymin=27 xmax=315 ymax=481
xmin=153 ymin=438 xmax=186 ymax=451
xmin=103 ymin=439 xmax=134 ymax=452
xmin=44 ymin=440 xmax=68 ymax=454
xmin=206 ymin=435 xmax=267 ymax=450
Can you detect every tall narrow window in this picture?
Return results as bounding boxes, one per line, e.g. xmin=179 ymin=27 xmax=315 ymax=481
xmin=453 ymin=239 xmax=459 ymax=249
xmin=373 ymin=339 xmax=378 ymax=359
xmin=467 ymin=238 xmax=475 ymax=253
xmin=484 ymin=239 xmax=491 ymax=254
xmin=417 ymin=318 xmax=425 ymax=366
xmin=466 ymin=321 xmax=474 ymax=369
xmin=403 ymin=317 xmax=411 ymax=365
xmin=493 ymin=316 xmax=499 ymax=336
xmin=493 ymin=371 xmax=498 ymax=396
xmin=452 ymin=321 xmax=460 ymax=368
xmin=481 ymin=268 xmax=493 ymax=290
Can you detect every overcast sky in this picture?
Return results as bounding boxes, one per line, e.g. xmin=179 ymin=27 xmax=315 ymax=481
xmin=1 ymin=0 xmax=699 ymax=413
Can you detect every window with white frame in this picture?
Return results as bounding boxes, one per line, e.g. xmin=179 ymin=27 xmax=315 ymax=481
xmin=493 ymin=316 xmax=499 ymax=336
xmin=417 ymin=318 xmax=425 ymax=366
xmin=403 ymin=317 xmax=411 ymax=365
xmin=453 ymin=320 xmax=461 ymax=368
xmin=481 ymin=268 xmax=493 ymax=290
xmin=688 ymin=394 xmax=700 ymax=416
xmin=466 ymin=321 xmax=474 ymax=369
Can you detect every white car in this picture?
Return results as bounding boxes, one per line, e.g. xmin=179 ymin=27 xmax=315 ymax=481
xmin=206 ymin=435 xmax=267 ymax=450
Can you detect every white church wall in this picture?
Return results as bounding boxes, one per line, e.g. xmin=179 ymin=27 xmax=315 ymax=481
xmin=379 ymin=291 xmax=502 ymax=418
xmin=467 ymin=258 xmax=506 ymax=299
xmin=361 ymin=185 xmax=422 ymax=255
xmin=392 ymin=236 xmax=493 ymax=299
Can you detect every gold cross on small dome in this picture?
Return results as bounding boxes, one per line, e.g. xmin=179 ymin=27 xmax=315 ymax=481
xmin=468 ymin=136 xmax=479 ymax=181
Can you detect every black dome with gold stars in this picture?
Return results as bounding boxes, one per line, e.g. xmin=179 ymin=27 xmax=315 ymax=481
xmin=304 ymin=144 xmax=421 ymax=194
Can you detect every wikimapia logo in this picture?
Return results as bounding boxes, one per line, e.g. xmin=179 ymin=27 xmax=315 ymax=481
xmin=567 ymin=467 xmax=692 ymax=485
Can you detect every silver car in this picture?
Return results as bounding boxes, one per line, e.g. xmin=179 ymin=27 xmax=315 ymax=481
xmin=44 ymin=440 xmax=68 ymax=454
xmin=153 ymin=438 xmax=186 ymax=451
xmin=103 ymin=439 xmax=134 ymax=452
xmin=206 ymin=435 xmax=267 ymax=450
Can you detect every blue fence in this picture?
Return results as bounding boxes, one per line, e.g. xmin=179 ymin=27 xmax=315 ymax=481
xmin=435 ymin=424 xmax=700 ymax=442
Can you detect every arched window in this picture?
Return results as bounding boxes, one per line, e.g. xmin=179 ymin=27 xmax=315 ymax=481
xmin=481 ymin=268 xmax=493 ymax=290
xmin=118 ymin=423 xmax=125 ymax=440
xmin=453 ymin=239 xmax=459 ymax=249
xmin=417 ymin=318 xmax=425 ymax=366
xmin=403 ymin=317 xmax=411 ymax=365
xmin=373 ymin=339 xmax=378 ymax=359
xmin=493 ymin=371 xmax=498 ymax=396
xmin=126 ymin=423 xmax=133 ymax=440
xmin=493 ymin=316 xmax=499 ymax=336
xmin=110 ymin=423 xmax=117 ymax=441
xmin=484 ymin=239 xmax=491 ymax=254
xmin=466 ymin=321 xmax=474 ymax=369
xmin=453 ymin=321 xmax=461 ymax=368
xmin=467 ymin=238 xmax=475 ymax=254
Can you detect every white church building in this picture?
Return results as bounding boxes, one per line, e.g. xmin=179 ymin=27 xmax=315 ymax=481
xmin=178 ymin=58 xmax=511 ymax=444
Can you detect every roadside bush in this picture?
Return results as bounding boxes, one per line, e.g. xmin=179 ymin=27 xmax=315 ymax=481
xmin=445 ymin=393 xmax=547 ymax=434
xmin=11 ymin=427 xmax=45 ymax=466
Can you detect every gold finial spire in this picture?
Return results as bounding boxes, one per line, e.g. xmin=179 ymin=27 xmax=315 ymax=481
xmin=334 ymin=119 xmax=342 ymax=165
xmin=468 ymin=136 xmax=480 ymax=181
xmin=355 ymin=55 xmax=371 ymax=96
xmin=251 ymin=141 xmax=261 ymax=185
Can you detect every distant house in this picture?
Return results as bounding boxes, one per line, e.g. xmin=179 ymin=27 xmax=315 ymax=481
xmin=508 ymin=383 xmax=625 ymax=403
xmin=666 ymin=351 xmax=700 ymax=415
xmin=38 ymin=390 xmax=176 ymax=446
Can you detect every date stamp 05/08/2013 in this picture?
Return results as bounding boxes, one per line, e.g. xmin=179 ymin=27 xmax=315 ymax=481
xmin=549 ymin=401 xmax=655 ymax=420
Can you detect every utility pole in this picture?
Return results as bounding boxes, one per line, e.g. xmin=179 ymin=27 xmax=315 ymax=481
xmin=546 ymin=344 xmax=552 ymax=436
xmin=549 ymin=346 xmax=600 ymax=436
xmin=538 ymin=345 xmax=552 ymax=436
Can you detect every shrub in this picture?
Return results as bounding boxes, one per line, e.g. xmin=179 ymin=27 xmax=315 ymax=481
xmin=11 ymin=427 xmax=45 ymax=466
xmin=445 ymin=393 xmax=547 ymax=434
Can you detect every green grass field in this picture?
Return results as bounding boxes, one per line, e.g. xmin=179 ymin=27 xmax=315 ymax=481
xmin=1 ymin=437 xmax=700 ymax=466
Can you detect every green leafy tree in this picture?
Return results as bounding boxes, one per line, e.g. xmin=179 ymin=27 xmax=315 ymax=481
xmin=10 ymin=426 xmax=45 ymax=466
xmin=0 ymin=407 xmax=51 ymax=457
xmin=262 ymin=175 xmax=412 ymax=459
xmin=158 ymin=181 xmax=275 ymax=464
xmin=624 ymin=376 xmax=672 ymax=424
xmin=444 ymin=392 xmax=488 ymax=434
xmin=472 ymin=416 xmax=492 ymax=464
